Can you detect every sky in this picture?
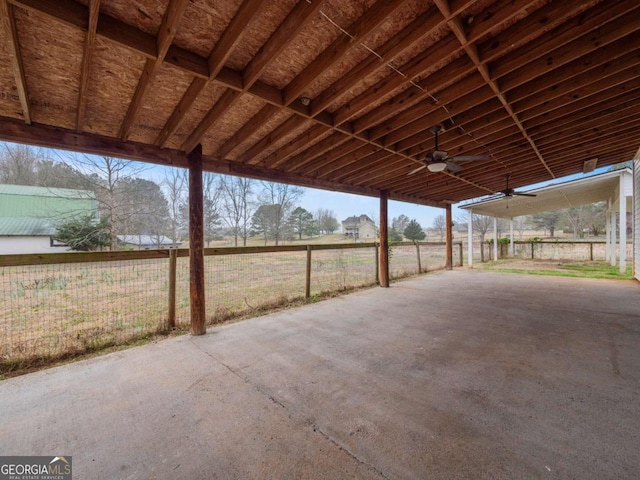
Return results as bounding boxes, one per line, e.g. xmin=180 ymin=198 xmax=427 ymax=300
xmin=2 ymin=141 xmax=618 ymax=230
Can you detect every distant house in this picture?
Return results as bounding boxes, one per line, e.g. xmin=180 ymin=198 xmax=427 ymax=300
xmin=116 ymin=235 xmax=181 ymax=250
xmin=0 ymin=184 xmax=97 ymax=254
xmin=342 ymin=214 xmax=376 ymax=240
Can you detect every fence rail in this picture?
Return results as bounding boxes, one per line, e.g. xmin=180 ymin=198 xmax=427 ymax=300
xmin=0 ymin=241 xmax=461 ymax=369
xmin=477 ymin=240 xmax=631 ymax=262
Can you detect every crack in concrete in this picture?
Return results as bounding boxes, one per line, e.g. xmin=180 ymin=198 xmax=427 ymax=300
xmin=189 ymin=338 xmax=389 ymax=479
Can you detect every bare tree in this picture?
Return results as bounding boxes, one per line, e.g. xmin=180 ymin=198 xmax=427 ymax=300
xmin=392 ymin=214 xmax=410 ymax=233
xmin=472 ymin=214 xmax=493 ymax=243
xmin=70 ymin=155 xmax=150 ymax=249
xmin=163 ymin=167 xmax=187 ymax=244
xmin=220 ymin=176 xmax=254 ymax=246
xmin=315 ymin=208 xmax=339 ymax=234
xmin=258 ymin=181 xmax=303 ymax=245
xmin=202 ymin=173 xmax=223 ymax=246
xmin=0 ymin=143 xmax=41 ymax=185
xmin=432 ymin=214 xmax=446 ymax=241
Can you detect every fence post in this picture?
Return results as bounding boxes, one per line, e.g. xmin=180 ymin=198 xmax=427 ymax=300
xmin=168 ymin=249 xmax=177 ymax=329
xmin=305 ymin=245 xmax=312 ymax=299
xmin=590 ymin=242 xmax=594 ymax=261
xmin=459 ymin=242 xmax=463 ymax=266
xmin=374 ymin=242 xmax=379 ymax=285
xmin=415 ymin=242 xmax=422 ymax=273
xmin=531 ymin=242 xmax=535 ymax=259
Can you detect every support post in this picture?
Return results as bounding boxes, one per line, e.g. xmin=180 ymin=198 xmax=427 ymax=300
xmin=168 ymin=248 xmax=177 ymax=329
xmin=189 ymin=144 xmax=206 ymax=335
xmin=509 ymin=219 xmax=514 ymax=256
xmin=459 ymin=242 xmax=463 ymax=267
xmin=604 ymin=199 xmax=612 ymax=262
xmin=493 ymin=217 xmax=498 ymax=261
xmin=445 ymin=204 xmax=453 ymax=270
xmin=415 ymin=242 xmax=422 ymax=273
xmin=619 ymin=177 xmax=627 ymax=274
xmin=305 ymin=245 xmax=312 ymax=298
xmin=379 ymin=191 xmax=389 ymax=287
xmin=467 ymin=209 xmax=473 ymax=268
xmin=611 ymin=209 xmax=617 ymax=267
xmin=374 ymin=242 xmax=379 ymax=285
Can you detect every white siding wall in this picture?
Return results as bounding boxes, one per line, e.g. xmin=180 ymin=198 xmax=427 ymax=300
xmin=0 ymin=236 xmax=69 ymax=254
xmin=634 ymin=161 xmax=640 ymax=280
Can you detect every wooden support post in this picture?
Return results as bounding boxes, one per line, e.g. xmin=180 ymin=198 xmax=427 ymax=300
xmin=459 ymin=242 xmax=463 ymax=267
xmin=374 ymin=242 xmax=379 ymax=285
xmin=415 ymin=242 xmax=422 ymax=273
xmin=189 ymin=144 xmax=206 ymax=335
xmin=168 ymin=248 xmax=177 ymax=329
xmin=305 ymin=244 xmax=312 ymax=298
xmin=445 ymin=204 xmax=453 ymax=270
xmin=590 ymin=242 xmax=594 ymax=261
xmin=379 ymin=191 xmax=389 ymax=287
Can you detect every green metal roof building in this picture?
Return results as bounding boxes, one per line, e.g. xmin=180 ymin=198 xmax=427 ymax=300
xmin=0 ymin=184 xmax=97 ymax=253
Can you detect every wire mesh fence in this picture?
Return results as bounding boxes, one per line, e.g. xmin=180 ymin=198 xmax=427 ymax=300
xmin=0 ymin=241 xmax=458 ymax=370
xmin=475 ymin=240 xmax=632 ymax=263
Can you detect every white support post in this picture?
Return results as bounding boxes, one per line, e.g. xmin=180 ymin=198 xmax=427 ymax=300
xmin=611 ymin=209 xmax=617 ymax=267
xmin=605 ymin=202 xmax=611 ymax=263
xmin=493 ymin=217 xmax=498 ymax=261
xmin=509 ymin=219 xmax=514 ymax=256
xmin=468 ymin=210 xmax=473 ymax=268
xmin=619 ymin=177 xmax=627 ymax=274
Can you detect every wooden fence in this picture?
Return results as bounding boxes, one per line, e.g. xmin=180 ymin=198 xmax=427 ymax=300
xmin=0 ymin=241 xmax=462 ymax=368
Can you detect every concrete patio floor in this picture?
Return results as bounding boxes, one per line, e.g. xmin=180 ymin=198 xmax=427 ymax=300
xmin=1 ymin=270 xmax=640 ymax=479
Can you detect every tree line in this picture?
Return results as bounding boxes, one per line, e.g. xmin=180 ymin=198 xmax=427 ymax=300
xmin=0 ymin=144 xmax=339 ymax=250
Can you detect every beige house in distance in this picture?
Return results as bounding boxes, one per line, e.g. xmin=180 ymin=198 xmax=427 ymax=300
xmin=342 ymin=214 xmax=376 ymax=240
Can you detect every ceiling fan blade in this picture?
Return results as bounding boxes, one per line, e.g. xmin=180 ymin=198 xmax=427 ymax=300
xmin=513 ymin=192 xmax=537 ymax=197
xmin=445 ymin=160 xmax=463 ymax=173
xmin=450 ymin=155 xmax=491 ymax=161
xmin=408 ymin=164 xmax=427 ymax=175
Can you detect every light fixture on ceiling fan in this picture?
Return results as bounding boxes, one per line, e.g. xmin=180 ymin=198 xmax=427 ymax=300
xmin=409 ymin=124 xmax=491 ymax=175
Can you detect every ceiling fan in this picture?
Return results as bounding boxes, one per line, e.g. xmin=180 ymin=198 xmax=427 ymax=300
xmin=498 ymin=174 xmax=536 ymax=198
xmin=409 ymin=124 xmax=491 ymax=175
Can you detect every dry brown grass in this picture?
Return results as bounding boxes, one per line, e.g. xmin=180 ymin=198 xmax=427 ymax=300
xmin=0 ymin=243 xmax=450 ymax=377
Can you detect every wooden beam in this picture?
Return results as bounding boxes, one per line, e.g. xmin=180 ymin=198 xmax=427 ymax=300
xmin=181 ymin=89 xmax=242 ymax=153
xmin=119 ymin=0 xmax=189 ymax=140
xmin=379 ymin=190 xmax=389 ymax=287
xmin=242 ymin=0 xmax=326 ymax=86
xmin=283 ymin=0 xmax=406 ymax=106
xmin=213 ymin=103 xmax=279 ymax=159
xmin=433 ymin=0 xmax=555 ymax=179
xmin=76 ymin=0 xmax=100 ymax=131
xmin=310 ymin=4 xmax=445 ymax=116
xmin=155 ymin=0 xmax=267 ymax=146
xmin=0 ymin=117 xmax=189 ymax=167
xmin=1 ymin=0 xmax=30 ymax=124
xmin=188 ymin=144 xmax=206 ymax=336
xmin=209 ymin=0 xmax=269 ymax=78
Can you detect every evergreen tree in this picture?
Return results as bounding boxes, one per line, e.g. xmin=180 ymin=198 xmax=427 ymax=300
xmin=403 ymin=219 xmax=426 ymax=241
xmin=55 ymin=215 xmax=111 ymax=251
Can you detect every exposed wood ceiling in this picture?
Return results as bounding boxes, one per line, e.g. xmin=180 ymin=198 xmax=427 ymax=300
xmin=0 ymin=0 xmax=639 ymax=208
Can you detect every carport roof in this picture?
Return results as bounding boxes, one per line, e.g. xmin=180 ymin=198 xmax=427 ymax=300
xmin=0 ymin=1 xmax=639 ymax=207
xmin=459 ymin=168 xmax=632 ymax=219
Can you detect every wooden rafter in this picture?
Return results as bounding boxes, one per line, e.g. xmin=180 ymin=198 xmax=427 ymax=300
xmin=155 ymin=0 xmax=269 ymax=147
xmin=282 ymin=0 xmax=407 ymax=106
xmin=1 ymin=0 xmax=30 ymax=124
xmin=75 ymin=0 xmax=99 ymax=131
xmin=1 ymin=0 xmax=640 ymax=206
xmin=119 ymin=0 xmax=189 ymax=140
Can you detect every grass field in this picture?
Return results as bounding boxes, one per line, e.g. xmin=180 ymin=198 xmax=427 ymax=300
xmin=0 ymin=242 xmax=451 ymax=374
